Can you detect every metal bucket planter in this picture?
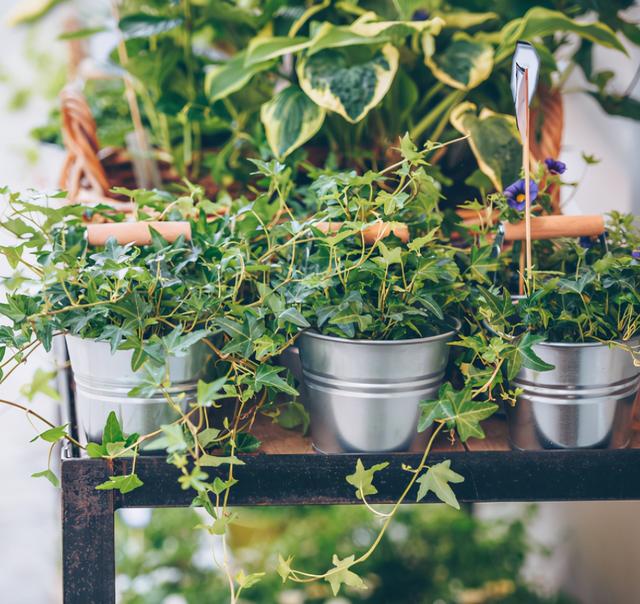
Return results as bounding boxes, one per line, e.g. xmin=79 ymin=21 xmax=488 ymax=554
xmin=507 ymin=338 xmax=640 ymax=450
xmin=279 ymin=344 xmax=306 ymax=403
xmin=65 ymin=335 xmax=210 ymax=450
xmin=297 ymin=325 xmax=457 ymax=453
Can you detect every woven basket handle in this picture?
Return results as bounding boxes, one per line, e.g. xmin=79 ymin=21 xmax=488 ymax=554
xmin=86 ymin=222 xmax=191 ymax=246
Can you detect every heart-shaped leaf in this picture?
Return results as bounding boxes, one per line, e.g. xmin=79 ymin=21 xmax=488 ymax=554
xmin=297 ymin=44 xmax=399 ymax=123
xmin=205 ymin=52 xmax=274 ymax=102
xmin=450 ymin=102 xmax=521 ymax=191
xmin=260 ymin=86 xmax=326 ymax=159
xmin=424 ymin=34 xmax=494 ymax=90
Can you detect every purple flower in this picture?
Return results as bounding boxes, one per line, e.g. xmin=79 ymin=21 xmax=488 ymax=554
xmin=579 ymin=236 xmax=593 ymax=249
xmin=544 ymin=158 xmax=566 ymax=175
xmin=412 ymin=9 xmax=429 ymax=20
xmin=632 ymin=249 xmax=640 ymax=260
xmin=504 ymin=179 xmax=539 ymax=211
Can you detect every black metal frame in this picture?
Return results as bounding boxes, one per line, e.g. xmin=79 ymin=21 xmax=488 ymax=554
xmin=61 ymin=443 xmax=640 ymax=603
xmin=59 ymin=344 xmax=640 ymax=604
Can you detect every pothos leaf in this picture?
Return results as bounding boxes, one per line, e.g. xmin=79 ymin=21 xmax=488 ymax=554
xmin=260 ymin=86 xmax=326 ymax=159
xmin=245 ymin=35 xmax=311 ymax=65
xmin=345 ymin=458 xmax=389 ymax=500
xmin=205 ymin=51 xmax=274 ymax=102
xmin=416 ymin=460 xmax=464 ymax=509
xmin=297 ymin=44 xmax=399 ymax=123
xmin=450 ymin=102 xmax=521 ymax=191
xmin=424 ymin=34 xmax=494 ymax=91
xmin=495 ymin=7 xmax=625 ymax=63
xmin=326 ymin=554 xmax=365 ymax=596
xmin=118 ymin=13 xmax=182 ymax=39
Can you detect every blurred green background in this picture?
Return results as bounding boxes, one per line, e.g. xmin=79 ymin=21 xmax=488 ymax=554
xmin=116 ymin=505 xmax=575 ymax=604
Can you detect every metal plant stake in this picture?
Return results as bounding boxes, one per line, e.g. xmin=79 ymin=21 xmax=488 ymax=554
xmin=511 ymin=41 xmax=540 ymax=292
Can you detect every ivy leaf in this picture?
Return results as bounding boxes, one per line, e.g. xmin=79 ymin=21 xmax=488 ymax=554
xmin=177 ymin=467 xmax=209 ymax=492
xmin=236 ymin=569 xmax=265 ymax=590
xmin=20 ymin=368 xmax=60 ymax=402
xmin=254 ymin=364 xmax=298 ymax=396
xmin=197 ymin=427 xmax=221 ymax=449
xmin=416 ymin=460 xmax=464 ymax=509
xmin=418 ymin=383 xmax=498 ymax=441
xmin=277 ymin=554 xmax=294 ymax=583
xmin=345 ymin=458 xmax=389 ymax=500
xmin=103 ymin=411 xmax=124 ymax=445
xmin=517 ymin=333 xmax=555 ymax=372
xmin=210 ymin=476 xmax=238 ymax=496
xmin=86 ymin=442 xmax=107 ymax=458
xmin=30 ymin=423 xmax=68 ymax=444
xmin=197 ymin=377 xmax=227 ymax=407
xmin=326 ymin=554 xmax=365 ymax=596
xmin=198 ymin=454 xmax=245 ymax=468
xmin=227 ymin=432 xmax=261 ymax=454
xmin=158 ymin=423 xmax=188 ymax=453
xmin=278 ymin=307 xmax=310 ymax=329
xmin=276 ymin=401 xmax=310 ymax=434
xmin=31 ymin=469 xmax=59 ymax=488
xmin=95 ymin=473 xmax=144 ymax=494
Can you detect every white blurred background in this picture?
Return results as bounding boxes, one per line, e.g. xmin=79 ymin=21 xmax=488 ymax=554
xmin=0 ymin=1 xmax=639 ymax=602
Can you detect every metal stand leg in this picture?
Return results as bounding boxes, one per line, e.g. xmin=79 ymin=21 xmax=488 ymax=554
xmin=62 ymin=459 xmax=116 ymax=604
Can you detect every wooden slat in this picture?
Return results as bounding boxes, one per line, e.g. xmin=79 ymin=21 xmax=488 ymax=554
xmin=254 ymin=415 xmax=466 ymax=455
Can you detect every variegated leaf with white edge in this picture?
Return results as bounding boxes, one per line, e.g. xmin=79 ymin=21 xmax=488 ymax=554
xmin=260 ymin=86 xmax=326 ymax=159
xmin=205 ymin=52 xmax=274 ymax=102
xmin=423 ymin=33 xmax=494 ymax=91
xmin=245 ymin=35 xmax=312 ymax=66
xmin=297 ymin=43 xmax=399 ymax=123
xmin=307 ymin=13 xmax=444 ymax=56
xmin=450 ymin=102 xmax=521 ymax=191
xmin=433 ymin=10 xmax=498 ymax=29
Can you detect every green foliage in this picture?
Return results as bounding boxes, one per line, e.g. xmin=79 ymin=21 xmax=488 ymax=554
xmin=419 ymin=384 xmax=498 ymax=442
xmin=115 ymin=505 xmax=576 ymax=604
xmin=346 ymin=459 xmax=389 ymax=500
xmin=96 ymin=473 xmax=144 ymax=494
xmin=264 ymin=138 xmax=465 ymax=340
xmin=27 ymin=1 xmax=638 ymax=193
xmin=416 ymin=460 xmax=465 ymax=509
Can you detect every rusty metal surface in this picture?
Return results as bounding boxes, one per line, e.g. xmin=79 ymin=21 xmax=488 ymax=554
xmin=62 ymin=458 xmax=115 ymax=604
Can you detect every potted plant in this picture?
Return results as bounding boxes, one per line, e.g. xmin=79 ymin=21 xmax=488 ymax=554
xmin=474 ymin=212 xmax=640 ymax=449
xmin=0 ymin=189 xmax=243 ymax=448
xmin=267 ymin=138 xmax=466 ymax=453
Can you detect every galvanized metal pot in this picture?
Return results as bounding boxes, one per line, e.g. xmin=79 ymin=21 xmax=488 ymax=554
xmin=279 ymin=344 xmax=306 ymax=403
xmin=297 ymin=325 xmax=457 ymax=454
xmin=65 ymin=335 xmax=210 ymax=450
xmin=507 ymin=338 xmax=640 ymax=450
